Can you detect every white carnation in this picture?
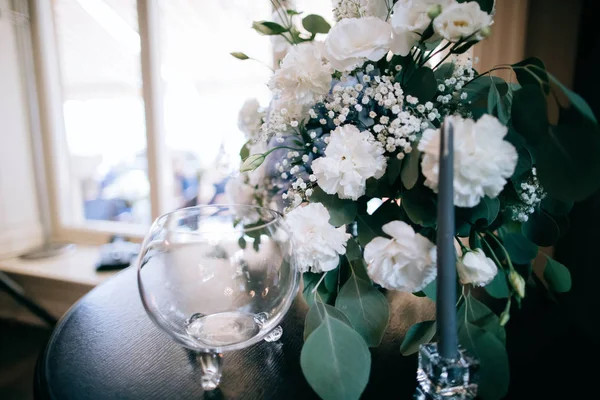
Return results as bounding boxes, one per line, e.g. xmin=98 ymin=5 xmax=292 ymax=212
xmin=238 ymin=98 xmax=264 ymax=140
xmin=418 ymin=114 xmax=518 ymax=208
xmin=457 ymin=248 xmax=498 ymax=287
xmin=332 ymin=0 xmax=392 ymax=21
xmin=269 ymin=42 xmax=332 ymax=108
xmin=390 ymin=0 xmax=452 ymax=56
xmin=433 ymin=1 xmax=493 ymax=42
xmin=364 ymin=221 xmax=437 ymax=292
xmin=324 ymin=17 xmax=392 ymax=72
xmin=285 ymin=203 xmax=350 ymax=273
xmin=311 ymin=124 xmax=387 ymax=200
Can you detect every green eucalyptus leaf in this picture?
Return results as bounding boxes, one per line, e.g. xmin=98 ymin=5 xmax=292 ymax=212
xmin=324 ymin=268 xmax=339 ymax=293
xmin=301 ymin=316 xmax=371 ymax=400
xmin=302 ymin=14 xmax=331 ymax=34
xmin=400 ymin=147 xmax=421 ymax=190
xmin=543 ymin=256 xmax=572 ymax=293
xmin=386 ymin=156 xmax=403 ymax=185
xmin=287 ymin=9 xmax=302 ymax=16
xmin=345 ymin=238 xmax=370 ymax=281
xmin=304 ymin=299 xmax=351 ymax=341
xmin=252 ymin=20 xmax=288 ymax=35
xmin=548 ymin=74 xmax=597 ymax=123
xmin=502 ymin=232 xmax=538 ymax=264
xmin=485 ymin=270 xmax=510 ymax=299
xmin=405 ymin=67 xmax=437 ymax=102
xmin=230 ymin=52 xmax=249 ymax=60
xmin=511 ymin=85 xmax=548 ymax=145
xmin=400 ymin=320 xmax=436 ymax=356
xmin=512 ymin=145 xmax=533 ymax=180
xmin=309 ymin=187 xmax=357 ymax=226
xmin=522 ymin=210 xmax=560 ymax=247
xmin=335 ymin=274 xmax=390 ymax=347
xmin=238 ymin=236 xmax=246 ymax=250
xmin=463 ymin=76 xmax=508 ymax=103
xmin=512 ymin=57 xmax=549 ymax=93
xmin=402 ymin=186 xmax=437 ymax=227
xmin=422 ymin=280 xmax=436 ymax=302
xmin=303 ymin=273 xmax=334 ymax=307
xmin=458 ymin=321 xmax=509 ymax=400
xmin=434 ymin=62 xmax=455 ymax=81
xmin=460 ymin=296 xmax=506 ymax=344
xmin=239 ymin=141 xmax=250 ymax=161
xmin=541 ymin=197 xmax=574 ymax=216
xmin=356 ymin=201 xmax=402 ymax=247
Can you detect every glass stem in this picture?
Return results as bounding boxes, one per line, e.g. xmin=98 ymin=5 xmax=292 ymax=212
xmin=199 ymin=352 xmax=223 ymax=391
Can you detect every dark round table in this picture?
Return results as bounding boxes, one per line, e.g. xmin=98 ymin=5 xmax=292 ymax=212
xmin=34 ymin=266 xmax=434 ymax=399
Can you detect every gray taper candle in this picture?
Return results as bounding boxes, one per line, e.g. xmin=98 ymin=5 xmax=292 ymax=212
xmin=436 ymin=117 xmax=458 ymax=360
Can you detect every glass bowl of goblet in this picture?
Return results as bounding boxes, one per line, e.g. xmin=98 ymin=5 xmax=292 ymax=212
xmin=137 ymin=205 xmax=300 ymax=390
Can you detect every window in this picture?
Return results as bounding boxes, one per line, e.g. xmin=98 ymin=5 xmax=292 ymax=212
xmin=32 ymin=0 xmax=332 ymax=244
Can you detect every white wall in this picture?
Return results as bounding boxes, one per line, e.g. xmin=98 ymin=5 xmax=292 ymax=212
xmin=0 ymin=0 xmax=44 ymax=257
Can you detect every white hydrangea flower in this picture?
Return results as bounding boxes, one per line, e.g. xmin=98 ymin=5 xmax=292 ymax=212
xmin=324 ymin=17 xmax=392 ymax=72
xmin=311 ymin=124 xmax=387 ymax=200
xmin=418 ymin=114 xmax=518 ymax=208
xmin=433 ymin=1 xmax=493 ymax=42
xmin=269 ymin=42 xmax=332 ymax=109
xmin=457 ymin=248 xmax=498 ymax=287
xmin=285 ymin=203 xmax=351 ymax=273
xmin=238 ymin=98 xmax=264 ymax=140
xmin=364 ymin=221 xmax=437 ymax=292
xmin=332 ymin=0 xmax=392 ymax=21
xmin=390 ymin=0 xmax=453 ymax=56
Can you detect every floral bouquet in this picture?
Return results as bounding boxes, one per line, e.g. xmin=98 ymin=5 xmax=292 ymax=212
xmin=229 ymin=1 xmax=600 ymax=399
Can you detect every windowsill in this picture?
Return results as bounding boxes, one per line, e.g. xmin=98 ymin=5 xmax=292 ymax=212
xmin=0 ymin=245 xmax=119 ymax=325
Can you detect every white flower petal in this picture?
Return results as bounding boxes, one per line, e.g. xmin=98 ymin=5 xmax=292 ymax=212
xmin=457 ymin=248 xmax=498 ymax=286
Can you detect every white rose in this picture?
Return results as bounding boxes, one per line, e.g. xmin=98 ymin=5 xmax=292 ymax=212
xmin=311 ymin=124 xmax=387 ymax=200
xmin=324 ymin=17 xmax=392 ymax=72
xmin=333 ymin=0 xmax=392 ymax=21
xmin=433 ymin=1 xmax=493 ymax=42
xmin=269 ymin=42 xmax=333 ymax=108
xmin=364 ymin=221 xmax=437 ymax=292
xmin=418 ymin=114 xmax=518 ymax=208
xmin=238 ymin=98 xmax=264 ymax=140
xmin=285 ymin=203 xmax=351 ymax=273
xmin=457 ymin=248 xmax=498 ymax=286
xmin=390 ymin=0 xmax=453 ymax=56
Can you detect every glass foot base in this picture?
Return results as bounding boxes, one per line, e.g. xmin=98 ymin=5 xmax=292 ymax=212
xmin=414 ymin=343 xmax=479 ymax=400
xmin=200 ymin=352 xmax=223 ymax=391
xmin=263 ymin=325 xmax=283 ymax=342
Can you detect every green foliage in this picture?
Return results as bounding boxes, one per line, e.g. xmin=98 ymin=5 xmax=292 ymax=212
xmin=400 ymin=147 xmax=421 ymax=190
xmin=345 ymin=238 xmax=370 ymax=281
xmin=543 ymin=256 xmax=572 ymax=293
xmin=422 ymin=280 xmax=436 ymax=301
xmin=356 ymin=201 xmax=402 ymax=247
xmin=239 ymin=141 xmax=250 ymax=161
xmin=485 ymin=270 xmax=510 ymax=299
xmin=303 ymin=273 xmax=334 ymax=307
xmin=521 ymin=210 xmax=560 ymax=247
xmin=304 ymin=298 xmax=351 ymax=341
xmin=302 ymin=14 xmax=331 ymax=34
xmin=252 ymin=21 xmax=288 ymax=35
xmin=402 ymin=185 xmax=437 ymax=227
xmin=434 ymin=62 xmax=455 ymax=82
xmin=458 ymin=296 xmax=509 ymax=400
xmin=487 ymin=80 xmax=510 ymax=124
xmin=511 ymin=58 xmax=600 ymax=202
xmin=400 ymin=320 xmax=436 ymax=356
xmin=501 ymin=232 xmax=538 ymax=264
xmin=335 ymin=272 xmax=390 ymax=347
xmin=541 ymin=197 xmax=573 ymax=216
xmin=230 ymin=52 xmax=249 ymax=60
xmin=301 ymin=315 xmax=371 ymax=400
xmin=386 ymin=156 xmax=403 ymax=185
xmin=404 ymin=67 xmax=437 ymax=102
xmin=309 ymin=187 xmax=357 ymax=227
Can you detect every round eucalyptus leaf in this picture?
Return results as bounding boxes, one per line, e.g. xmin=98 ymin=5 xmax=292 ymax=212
xmin=400 ymin=147 xmax=421 ymax=190
xmin=521 ymin=210 xmax=559 ymax=247
xmin=485 ymin=270 xmax=510 ymax=299
xmin=502 ymin=232 xmax=538 ymax=264
xmin=400 ymin=320 xmax=436 ymax=356
xmin=302 ymin=14 xmax=331 ymax=34
xmin=541 ymin=197 xmax=573 ymax=216
xmin=335 ymin=274 xmax=390 ymax=347
xmin=304 ymin=300 xmax=352 ymax=341
xmin=544 ymin=256 xmax=572 ymax=293
xmin=404 ymin=67 xmax=437 ymax=102
xmin=309 ymin=187 xmax=357 ymax=227
xmin=301 ymin=317 xmax=371 ymax=400
xmin=402 ymin=186 xmax=437 ymax=227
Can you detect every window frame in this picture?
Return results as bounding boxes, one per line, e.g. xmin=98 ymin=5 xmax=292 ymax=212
xmin=30 ymin=0 xmax=174 ymax=244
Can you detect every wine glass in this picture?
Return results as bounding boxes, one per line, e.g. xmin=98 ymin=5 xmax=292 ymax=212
xmin=137 ymin=205 xmax=300 ymax=391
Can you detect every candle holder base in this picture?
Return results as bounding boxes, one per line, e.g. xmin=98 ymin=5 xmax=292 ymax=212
xmin=414 ymin=343 xmax=479 ymax=400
